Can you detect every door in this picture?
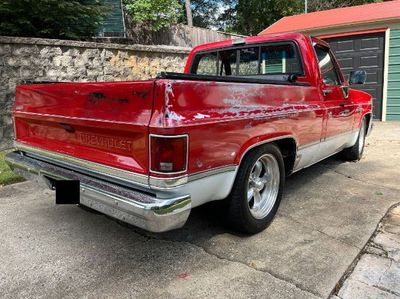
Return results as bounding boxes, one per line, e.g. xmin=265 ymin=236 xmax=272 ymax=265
xmin=314 ymin=45 xmax=354 ymax=138
xmin=314 ymin=44 xmax=355 ymax=155
xmin=325 ymin=33 xmax=385 ymax=120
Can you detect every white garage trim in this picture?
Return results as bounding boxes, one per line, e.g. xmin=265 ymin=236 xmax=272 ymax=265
xmin=382 ymin=28 xmax=390 ymax=121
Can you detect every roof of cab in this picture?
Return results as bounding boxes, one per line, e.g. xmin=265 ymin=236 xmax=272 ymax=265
xmin=190 ymin=32 xmax=309 ymax=53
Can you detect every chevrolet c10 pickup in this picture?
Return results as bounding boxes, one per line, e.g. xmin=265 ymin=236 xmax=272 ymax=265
xmin=5 ymin=32 xmax=373 ymax=234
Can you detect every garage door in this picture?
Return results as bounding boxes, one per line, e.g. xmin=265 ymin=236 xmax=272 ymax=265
xmin=325 ymin=33 xmax=385 ymax=120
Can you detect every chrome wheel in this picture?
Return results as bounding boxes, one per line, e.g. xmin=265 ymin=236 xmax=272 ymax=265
xmin=358 ymin=120 xmax=365 ymax=154
xmin=247 ymin=154 xmax=280 ymax=219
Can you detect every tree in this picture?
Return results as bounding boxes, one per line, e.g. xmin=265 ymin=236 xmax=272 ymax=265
xmin=179 ymin=0 xmax=236 ymax=30
xmin=185 ymin=0 xmax=193 ymax=26
xmin=234 ymin=0 xmax=303 ymax=35
xmin=233 ymin=0 xmax=380 ymax=35
xmin=308 ymin=0 xmax=378 ymax=12
xmin=0 ymin=0 xmax=107 ymax=40
xmin=124 ymin=0 xmax=182 ymax=31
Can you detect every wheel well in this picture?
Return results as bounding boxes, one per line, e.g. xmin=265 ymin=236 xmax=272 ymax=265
xmin=274 ymin=138 xmax=297 ymax=176
xmin=241 ymin=138 xmax=297 ymax=176
xmin=364 ymin=113 xmax=372 ymax=134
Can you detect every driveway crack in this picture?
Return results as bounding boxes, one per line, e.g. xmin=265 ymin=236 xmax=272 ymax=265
xmin=372 ymin=283 xmax=400 ymax=297
xmin=127 ymin=225 xmax=323 ymax=298
xmin=330 ymin=203 xmax=400 ymax=298
xmin=191 ymin=242 xmax=323 ymax=298
xmin=377 ymin=258 xmax=392 ymax=287
xmin=280 ymin=213 xmax=361 ymax=250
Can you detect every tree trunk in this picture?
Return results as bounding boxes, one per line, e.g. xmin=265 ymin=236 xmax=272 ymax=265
xmin=185 ymin=0 xmax=193 ymax=27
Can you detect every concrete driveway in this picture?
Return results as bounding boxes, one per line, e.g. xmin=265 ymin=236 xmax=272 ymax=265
xmin=1 ymin=122 xmax=399 ymax=299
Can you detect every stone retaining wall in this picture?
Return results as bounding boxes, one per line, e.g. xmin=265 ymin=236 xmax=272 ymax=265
xmin=0 ymin=36 xmax=190 ymax=150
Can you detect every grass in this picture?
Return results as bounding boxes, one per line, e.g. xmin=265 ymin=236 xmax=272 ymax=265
xmin=0 ymin=151 xmax=24 ymax=186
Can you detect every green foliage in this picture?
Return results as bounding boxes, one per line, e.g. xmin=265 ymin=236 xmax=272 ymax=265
xmin=308 ymin=0 xmax=379 ymax=13
xmin=234 ymin=0 xmax=303 ymax=35
xmin=180 ymin=0 xmax=235 ymax=30
xmin=0 ymin=152 xmax=24 ymax=187
xmin=125 ymin=0 xmax=182 ymax=31
xmin=0 ymin=0 xmax=107 ymax=40
xmin=231 ymin=0 xmax=380 ymax=35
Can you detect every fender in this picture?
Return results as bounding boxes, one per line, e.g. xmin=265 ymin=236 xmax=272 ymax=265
xmin=235 ymin=134 xmax=299 ymax=166
xmin=355 ymin=111 xmax=372 ymax=135
xmin=199 ymin=134 xmax=298 ymax=202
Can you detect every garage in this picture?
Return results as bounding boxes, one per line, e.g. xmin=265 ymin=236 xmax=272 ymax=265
xmin=324 ymin=33 xmax=385 ymax=120
xmin=259 ymin=0 xmax=400 ymax=121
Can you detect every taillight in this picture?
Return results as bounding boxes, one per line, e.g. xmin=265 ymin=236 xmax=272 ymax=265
xmin=150 ymin=135 xmax=188 ymax=174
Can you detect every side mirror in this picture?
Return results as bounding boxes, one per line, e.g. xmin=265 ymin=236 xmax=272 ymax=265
xmin=349 ymin=70 xmax=367 ymax=85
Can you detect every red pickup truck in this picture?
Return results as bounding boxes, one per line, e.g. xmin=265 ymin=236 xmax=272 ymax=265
xmin=6 ymin=32 xmax=372 ymax=234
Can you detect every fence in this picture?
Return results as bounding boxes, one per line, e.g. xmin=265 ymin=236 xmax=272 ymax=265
xmin=95 ymin=20 xmax=245 ymax=48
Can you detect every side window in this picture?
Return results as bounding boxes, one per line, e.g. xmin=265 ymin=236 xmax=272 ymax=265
xmin=193 ymin=52 xmax=218 ymax=75
xmin=238 ymin=47 xmax=259 ymax=75
xmin=314 ymin=46 xmax=340 ymax=85
xmin=260 ymin=44 xmax=302 ymax=75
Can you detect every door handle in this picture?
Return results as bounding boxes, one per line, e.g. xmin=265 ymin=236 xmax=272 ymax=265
xmin=339 ymin=103 xmax=345 ymax=107
xmin=323 ymin=89 xmax=332 ymax=96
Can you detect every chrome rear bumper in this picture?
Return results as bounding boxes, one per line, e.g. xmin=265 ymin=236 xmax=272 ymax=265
xmin=5 ymin=151 xmax=191 ymax=232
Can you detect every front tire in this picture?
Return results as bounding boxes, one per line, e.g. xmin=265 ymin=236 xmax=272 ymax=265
xmin=225 ymin=144 xmax=285 ymax=234
xmin=342 ymin=118 xmax=366 ymax=161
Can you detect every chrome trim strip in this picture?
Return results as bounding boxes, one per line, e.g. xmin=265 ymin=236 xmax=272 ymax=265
xmin=14 ymin=142 xmax=149 ymax=187
xmin=297 ymin=139 xmax=321 ymax=151
xmin=13 ymin=142 xmax=238 ymax=190
xmin=297 ymin=130 xmax=357 ymax=151
xmin=188 ymin=165 xmax=237 ymax=182
xmin=149 ymin=175 xmax=189 ymax=189
xmin=323 ymin=129 xmax=357 ymax=142
xmin=149 ymin=165 xmax=238 ymax=190
xmin=149 ymin=134 xmax=189 ymax=175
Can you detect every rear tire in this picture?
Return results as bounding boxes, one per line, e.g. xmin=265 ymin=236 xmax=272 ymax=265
xmin=225 ymin=144 xmax=285 ymax=234
xmin=342 ymin=118 xmax=366 ymax=161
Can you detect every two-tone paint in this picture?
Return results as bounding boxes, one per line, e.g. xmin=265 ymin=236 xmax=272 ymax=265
xmin=8 ymin=32 xmax=373 ymax=232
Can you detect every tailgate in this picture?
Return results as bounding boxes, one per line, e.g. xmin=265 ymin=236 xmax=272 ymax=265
xmin=13 ymin=81 xmax=154 ymax=176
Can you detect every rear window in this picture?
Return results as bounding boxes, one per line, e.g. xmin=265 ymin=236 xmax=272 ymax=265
xmin=238 ymin=47 xmax=259 ymax=75
xmin=260 ymin=44 xmax=301 ymax=75
xmin=194 ymin=52 xmax=218 ymax=75
xmin=219 ymin=49 xmax=237 ymax=76
xmin=191 ymin=42 xmax=303 ymax=77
